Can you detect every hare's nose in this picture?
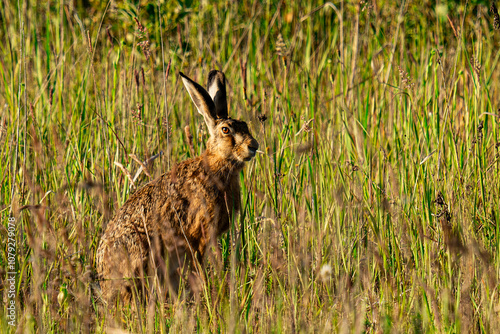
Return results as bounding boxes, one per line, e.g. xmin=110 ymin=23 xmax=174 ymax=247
xmin=249 ymin=138 xmax=259 ymax=151
xmin=248 ymin=146 xmax=257 ymax=157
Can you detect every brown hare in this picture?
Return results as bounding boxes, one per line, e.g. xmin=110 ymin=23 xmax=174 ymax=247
xmin=96 ymin=70 xmax=259 ymax=304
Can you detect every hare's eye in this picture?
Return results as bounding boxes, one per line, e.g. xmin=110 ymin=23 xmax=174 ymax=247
xmin=222 ymin=127 xmax=230 ymax=134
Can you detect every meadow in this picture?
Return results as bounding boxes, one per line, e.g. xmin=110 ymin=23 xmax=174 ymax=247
xmin=1 ymin=0 xmax=500 ymax=332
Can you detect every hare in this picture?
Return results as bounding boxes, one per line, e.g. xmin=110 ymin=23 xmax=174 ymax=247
xmin=96 ymin=70 xmax=259 ymax=303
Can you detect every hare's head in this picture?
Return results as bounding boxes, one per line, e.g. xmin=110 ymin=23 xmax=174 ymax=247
xmin=180 ymin=70 xmax=259 ymax=163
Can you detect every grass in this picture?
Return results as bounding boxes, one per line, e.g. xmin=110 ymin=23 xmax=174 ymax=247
xmin=1 ymin=0 xmax=500 ymax=332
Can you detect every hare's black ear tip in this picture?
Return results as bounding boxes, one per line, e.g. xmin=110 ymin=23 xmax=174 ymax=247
xmin=207 ymin=70 xmax=218 ymax=81
xmin=179 ymin=72 xmax=192 ymax=85
xmin=208 ymin=70 xmax=225 ymax=80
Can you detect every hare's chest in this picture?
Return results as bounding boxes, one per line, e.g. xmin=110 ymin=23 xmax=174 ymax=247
xmin=183 ymin=189 xmax=234 ymax=239
xmin=214 ymin=187 xmax=241 ymax=235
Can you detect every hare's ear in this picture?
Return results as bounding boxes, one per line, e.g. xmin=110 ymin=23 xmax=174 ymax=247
xmin=180 ymin=72 xmax=217 ymax=135
xmin=207 ymin=70 xmax=228 ymax=119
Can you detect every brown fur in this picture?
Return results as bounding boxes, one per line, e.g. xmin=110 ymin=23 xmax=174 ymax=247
xmin=95 ymin=71 xmax=258 ymax=304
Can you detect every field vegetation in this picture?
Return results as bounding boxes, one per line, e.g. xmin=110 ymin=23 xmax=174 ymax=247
xmin=1 ymin=0 xmax=500 ymax=332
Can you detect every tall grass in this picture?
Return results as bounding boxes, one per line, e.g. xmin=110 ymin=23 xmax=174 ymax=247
xmin=1 ymin=0 xmax=500 ymax=332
